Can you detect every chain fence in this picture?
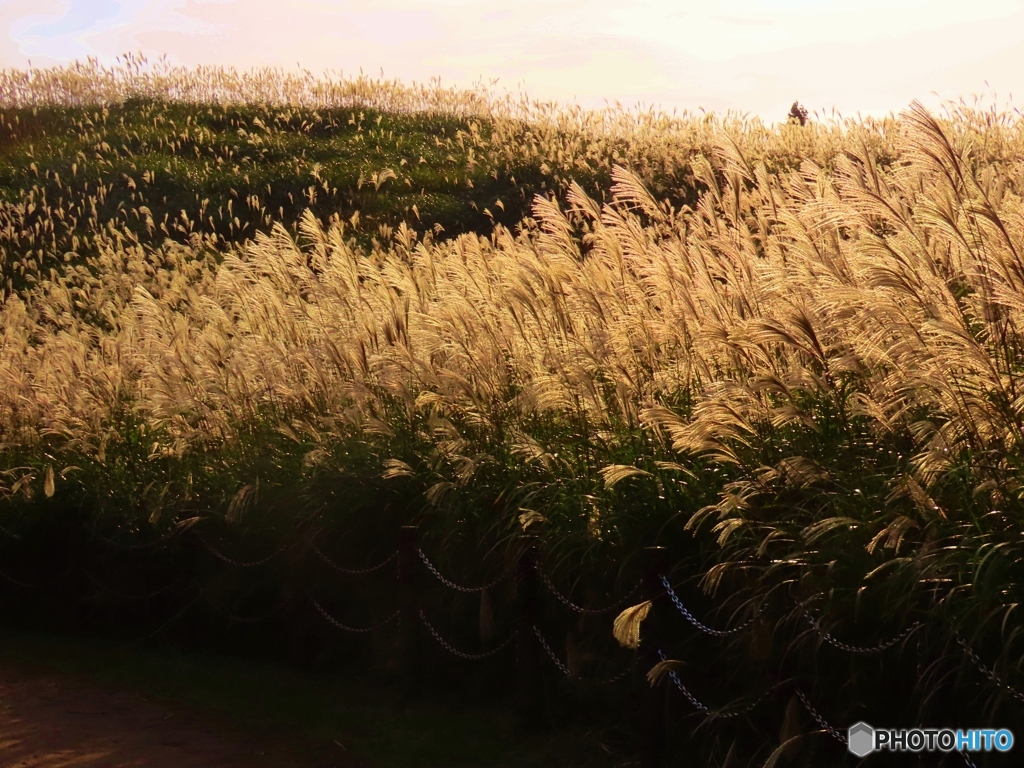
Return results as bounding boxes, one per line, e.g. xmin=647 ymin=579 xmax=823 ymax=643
xmin=798 ymin=603 xmax=923 ymax=654
xmin=660 ymin=575 xmax=755 ymax=637
xmin=540 ymin=568 xmax=641 ymax=614
xmin=793 ymin=687 xmax=847 ymax=745
xmin=534 ymin=624 xmax=572 ymax=676
xmin=795 ymin=685 xmax=977 ymax=768
xmin=419 ymin=609 xmax=517 ymax=660
xmin=955 ymin=633 xmax=1024 ymax=706
xmin=194 ymin=531 xmax=285 ymax=568
xmin=533 ymin=625 xmax=631 ymax=684
xmin=312 ymin=543 xmax=397 ymax=575
xmin=417 ymin=549 xmax=503 ymax=593
xmin=655 ymin=649 xmax=768 ymax=718
xmin=649 ymin=590 xmax=1011 ymax=768
xmin=308 ymin=594 xmax=400 ymax=634
xmin=2 ymin=519 xmax=1016 ymax=768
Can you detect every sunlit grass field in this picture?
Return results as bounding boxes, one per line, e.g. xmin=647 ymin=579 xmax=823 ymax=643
xmin=3 ymin=55 xmax=1024 ymax=766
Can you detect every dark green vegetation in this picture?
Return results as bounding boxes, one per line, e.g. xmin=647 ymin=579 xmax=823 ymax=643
xmin=0 ymin=99 xmax=516 ymax=261
xmin=0 ymin=627 xmax=630 ymax=768
xmin=0 ymin=96 xmax=703 ymax=294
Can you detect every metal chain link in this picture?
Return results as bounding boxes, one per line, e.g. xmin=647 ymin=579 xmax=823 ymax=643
xmin=661 ymin=575 xmax=755 ymax=637
xmin=795 ymin=665 xmax=974 ymax=768
xmin=533 ymin=625 xmax=571 ymax=675
xmin=309 ymin=594 xmax=399 ymax=633
xmin=598 ymin=667 xmax=632 ymax=685
xmin=800 ymin=604 xmax=922 ymax=654
xmin=195 ymin=532 xmax=284 ymax=568
xmin=419 ymin=610 xmax=517 ymax=659
xmin=91 ymin=526 xmax=181 ymax=550
xmin=707 ymin=692 xmax=770 ymax=719
xmin=794 ymin=687 xmax=848 ymax=745
xmin=539 ymin=569 xmax=642 ymax=615
xmin=961 ymin=748 xmax=979 ymax=768
xmin=531 ymin=626 xmax=630 ymax=684
xmin=955 ymin=633 xmax=1024 ymax=705
xmin=794 ymin=606 xmax=970 ymax=768
xmin=0 ymin=567 xmax=49 ymax=589
xmin=657 ymin=649 xmax=708 ymax=712
xmin=417 ymin=549 xmax=504 ymax=593
xmin=656 ymin=650 xmax=767 ymax=718
xmin=312 ymin=543 xmax=397 ymax=575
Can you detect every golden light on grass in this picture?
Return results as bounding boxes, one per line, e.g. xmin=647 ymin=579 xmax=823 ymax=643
xmin=613 ymin=601 xmax=652 ymax=650
xmin=1 ymin=58 xmax=1023 ymax=622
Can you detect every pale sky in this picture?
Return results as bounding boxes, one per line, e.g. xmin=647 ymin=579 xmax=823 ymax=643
xmin=2 ymin=0 xmax=1023 ymax=124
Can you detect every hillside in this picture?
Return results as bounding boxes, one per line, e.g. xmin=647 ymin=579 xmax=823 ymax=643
xmin=3 ymin=58 xmax=1024 ymax=767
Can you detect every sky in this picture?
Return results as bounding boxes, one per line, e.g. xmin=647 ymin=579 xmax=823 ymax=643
xmin=2 ymin=0 xmax=1023 ymax=125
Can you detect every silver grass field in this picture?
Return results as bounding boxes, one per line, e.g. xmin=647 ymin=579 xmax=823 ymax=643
xmin=2 ymin=57 xmax=1024 ymax=766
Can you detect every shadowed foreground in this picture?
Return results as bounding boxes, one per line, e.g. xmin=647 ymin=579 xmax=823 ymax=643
xmin=0 ymin=663 xmax=355 ymax=768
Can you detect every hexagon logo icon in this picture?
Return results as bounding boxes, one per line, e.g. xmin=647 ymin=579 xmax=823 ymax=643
xmin=848 ymin=722 xmax=875 ymax=757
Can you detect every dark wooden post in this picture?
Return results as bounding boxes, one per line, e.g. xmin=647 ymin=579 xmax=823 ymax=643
xmin=640 ymin=545 xmax=668 ymax=768
xmin=398 ymin=525 xmax=422 ymax=699
xmin=516 ymin=534 xmax=544 ymax=729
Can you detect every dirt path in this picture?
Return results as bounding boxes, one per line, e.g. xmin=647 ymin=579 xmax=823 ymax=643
xmin=0 ymin=663 xmax=362 ymax=768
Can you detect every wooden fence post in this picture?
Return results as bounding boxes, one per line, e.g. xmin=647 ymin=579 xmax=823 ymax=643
xmin=516 ymin=534 xmax=544 ymax=729
xmin=398 ymin=524 xmax=422 ymax=699
xmin=640 ymin=545 xmax=668 ymax=768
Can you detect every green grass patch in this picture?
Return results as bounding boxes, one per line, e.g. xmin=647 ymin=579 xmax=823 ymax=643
xmin=0 ymin=98 xmax=620 ymax=288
